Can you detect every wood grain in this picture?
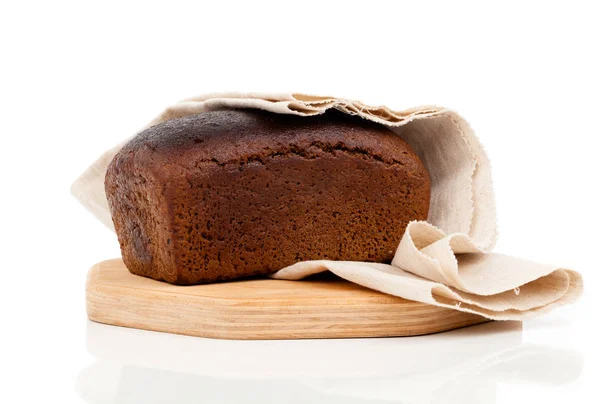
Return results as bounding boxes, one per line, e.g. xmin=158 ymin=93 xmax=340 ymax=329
xmin=86 ymin=259 xmax=489 ymax=340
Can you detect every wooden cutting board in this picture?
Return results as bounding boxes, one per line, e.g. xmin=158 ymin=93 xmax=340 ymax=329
xmin=87 ymin=259 xmax=489 ymax=340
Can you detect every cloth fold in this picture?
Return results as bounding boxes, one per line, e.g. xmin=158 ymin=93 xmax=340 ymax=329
xmin=71 ymin=92 xmax=582 ymax=320
xmin=272 ymin=221 xmax=581 ymax=320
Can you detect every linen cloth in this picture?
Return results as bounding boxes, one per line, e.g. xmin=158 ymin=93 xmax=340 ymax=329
xmin=72 ymin=93 xmax=582 ymax=320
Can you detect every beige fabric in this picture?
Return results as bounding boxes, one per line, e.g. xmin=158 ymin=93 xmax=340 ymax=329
xmin=71 ymin=92 xmax=582 ymax=320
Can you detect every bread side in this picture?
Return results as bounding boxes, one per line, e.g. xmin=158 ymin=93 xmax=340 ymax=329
xmin=106 ymin=109 xmax=431 ymax=284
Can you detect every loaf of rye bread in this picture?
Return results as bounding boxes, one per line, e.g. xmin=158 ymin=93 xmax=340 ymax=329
xmin=105 ymin=109 xmax=431 ymax=284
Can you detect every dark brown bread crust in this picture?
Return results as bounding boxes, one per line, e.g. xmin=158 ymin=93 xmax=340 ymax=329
xmin=105 ymin=109 xmax=431 ymax=284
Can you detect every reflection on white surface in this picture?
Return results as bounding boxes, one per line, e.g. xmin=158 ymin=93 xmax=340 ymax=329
xmin=77 ymin=321 xmax=582 ymax=404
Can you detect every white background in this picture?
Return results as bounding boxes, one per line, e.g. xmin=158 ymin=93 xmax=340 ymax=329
xmin=2 ymin=1 xmax=599 ymax=403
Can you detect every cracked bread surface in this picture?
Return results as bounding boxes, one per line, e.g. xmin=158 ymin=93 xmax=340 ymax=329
xmin=105 ymin=109 xmax=431 ymax=284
